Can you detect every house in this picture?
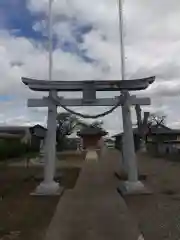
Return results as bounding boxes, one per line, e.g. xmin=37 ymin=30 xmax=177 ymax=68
xmin=113 ymin=128 xmax=141 ymax=152
xmin=113 ymin=124 xmax=180 ymax=156
xmin=104 ymin=137 xmax=115 ymax=148
xmin=146 ymin=124 xmax=180 ymax=156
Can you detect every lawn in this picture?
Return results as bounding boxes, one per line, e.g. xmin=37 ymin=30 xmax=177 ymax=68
xmin=0 ymin=164 xmax=80 ymax=240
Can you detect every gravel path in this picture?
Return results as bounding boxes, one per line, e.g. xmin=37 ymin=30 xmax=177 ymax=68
xmin=122 ymin=152 xmax=180 ymax=240
xmin=45 ymin=149 xmax=140 ymax=240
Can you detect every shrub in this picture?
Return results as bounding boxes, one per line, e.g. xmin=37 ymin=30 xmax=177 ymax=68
xmin=56 ymin=137 xmax=78 ymax=151
xmin=0 ymin=139 xmax=38 ymax=161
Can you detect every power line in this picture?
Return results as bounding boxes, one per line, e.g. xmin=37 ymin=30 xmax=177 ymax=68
xmin=48 ymin=0 xmax=54 ymax=82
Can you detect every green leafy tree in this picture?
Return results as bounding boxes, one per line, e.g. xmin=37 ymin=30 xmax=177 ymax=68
xmin=56 ymin=112 xmax=79 ymax=142
xmin=90 ymin=120 xmax=104 ymax=129
xmin=56 ymin=112 xmax=105 ymax=150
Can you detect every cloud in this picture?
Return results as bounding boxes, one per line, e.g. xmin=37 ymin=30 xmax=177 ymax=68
xmin=0 ymin=0 xmax=180 ymax=134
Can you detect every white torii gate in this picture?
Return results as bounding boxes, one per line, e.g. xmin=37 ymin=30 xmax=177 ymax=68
xmin=22 ymin=0 xmax=155 ymax=195
xmin=22 ymin=77 xmax=155 ymax=195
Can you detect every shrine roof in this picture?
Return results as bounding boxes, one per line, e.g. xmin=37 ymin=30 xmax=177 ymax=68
xmin=77 ymin=126 xmax=107 ymax=137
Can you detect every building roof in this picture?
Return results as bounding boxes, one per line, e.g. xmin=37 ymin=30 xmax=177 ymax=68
xmin=77 ymin=126 xmax=107 ymax=137
xmin=149 ymin=125 xmax=180 ymax=135
xmin=29 ymin=125 xmax=47 ymax=139
xmin=0 ymin=126 xmax=29 ymax=135
xmin=112 ymin=124 xmax=180 ymax=138
xmin=0 ymin=133 xmax=23 ymax=139
xmin=0 ymin=126 xmax=29 ymax=131
xmin=163 ymin=140 xmax=180 ymax=144
xmin=67 ymin=132 xmax=79 ymax=139
xmin=0 ymin=125 xmax=47 ymax=139
xmin=112 ymin=128 xmax=139 ymax=138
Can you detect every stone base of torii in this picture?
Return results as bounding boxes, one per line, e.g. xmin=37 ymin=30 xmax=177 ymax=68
xmin=22 ymin=77 xmax=155 ymax=196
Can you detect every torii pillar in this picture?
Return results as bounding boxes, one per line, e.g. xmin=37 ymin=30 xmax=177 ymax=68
xmin=119 ymin=91 xmax=147 ymax=195
xmin=32 ymin=91 xmax=62 ymax=195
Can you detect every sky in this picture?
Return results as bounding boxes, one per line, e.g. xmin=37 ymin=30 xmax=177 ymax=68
xmin=0 ymin=0 xmax=180 ymax=136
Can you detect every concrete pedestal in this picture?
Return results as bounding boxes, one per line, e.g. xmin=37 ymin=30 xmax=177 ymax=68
xmin=85 ymin=150 xmax=98 ymax=162
xmin=139 ymin=140 xmax=147 ymax=153
xmin=30 ymin=157 xmax=44 ymax=166
xmin=31 ymin=181 xmax=63 ymax=196
xmin=117 ymin=180 xmax=151 ymax=195
xmin=115 ymin=170 xmax=147 ymax=181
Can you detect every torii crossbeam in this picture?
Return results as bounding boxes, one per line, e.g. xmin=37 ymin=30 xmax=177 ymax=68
xmin=22 ymin=76 xmax=155 ymax=91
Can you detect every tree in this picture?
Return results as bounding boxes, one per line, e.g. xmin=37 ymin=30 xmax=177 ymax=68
xmin=134 ymin=107 xmax=167 ymax=151
xmin=56 ymin=112 xmax=103 ymax=147
xmin=135 ymin=104 xmax=143 ymax=132
xmin=89 ymin=120 xmax=104 ymax=129
xmin=135 ymin=106 xmax=167 ymax=133
xmin=56 ymin=112 xmax=85 ymax=151
xmin=56 ymin=112 xmax=105 ymax=140
xmin=56 ymin=113 xmax=104 ymax=151
xmin=56 ymin=113 xmax=78 ymax=141
xmin=147 ymin=112 xmax=166 ymax=128
xmin=135 ymin=104 xmax=149 ymax=135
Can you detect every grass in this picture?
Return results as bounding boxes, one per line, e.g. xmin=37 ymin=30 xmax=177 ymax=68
xmin=0 ymin=165 xmax=80 ymax=240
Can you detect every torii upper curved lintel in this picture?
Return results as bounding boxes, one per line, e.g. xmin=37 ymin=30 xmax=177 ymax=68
xmin=21 ymin=76 xmax=155 ymax=92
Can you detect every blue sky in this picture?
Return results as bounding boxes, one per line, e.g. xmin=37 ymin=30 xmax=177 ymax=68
xmin=0 ymin=0 xmax=94 ymax=61
xmin=0 ymin=95 xmax=13 ymax=102
xmin=0 ymin=0 xmax=45 ymax=102
xmin=0 ymin=0 xmax=46 ymax=40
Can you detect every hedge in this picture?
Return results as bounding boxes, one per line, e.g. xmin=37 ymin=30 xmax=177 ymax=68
xmin=0 ymin=139 xmax=38 ymax=161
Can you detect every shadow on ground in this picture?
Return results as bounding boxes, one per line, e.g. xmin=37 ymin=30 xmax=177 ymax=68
xmin=0 ymin=165 xmax=81 ymax=240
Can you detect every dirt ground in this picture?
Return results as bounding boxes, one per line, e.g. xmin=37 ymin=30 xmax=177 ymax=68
xmin=57 ymin=151 xmax=85 ymax=161
xmin=2 ymin=149 xmax=180 ymax=240
xmin=0 ymin=164 xmax=80 ymax=240
xmin=121 ymin=152 xmax=180 ymax=240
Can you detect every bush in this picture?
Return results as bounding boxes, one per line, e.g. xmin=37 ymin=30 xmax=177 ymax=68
xmin=56 ymin=137 xmax=78 ymax=151
xmin=0 ymin=139 xmax=38 ymax=161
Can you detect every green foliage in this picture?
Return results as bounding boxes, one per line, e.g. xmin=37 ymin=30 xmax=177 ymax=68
xmin=0 ymin=139 xmax=38 ymax=161
xmin=56 ymin=113 xmax=105 ymax=151
xmin=56 ymin=137 xmax=78 ymax=152
xmin=90 ymin=120 xmax=104 ymax=129
xmin=56 ymin=112 xmax=79 ymax=142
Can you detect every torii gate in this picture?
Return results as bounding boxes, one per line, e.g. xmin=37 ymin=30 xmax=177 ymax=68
xmin=22 ymin=76 xmax=155 ymax=195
